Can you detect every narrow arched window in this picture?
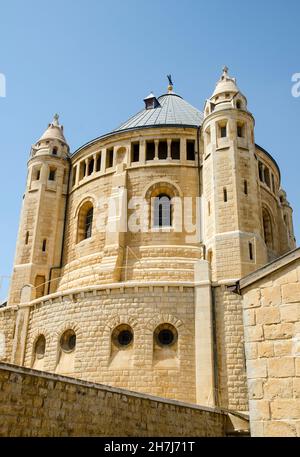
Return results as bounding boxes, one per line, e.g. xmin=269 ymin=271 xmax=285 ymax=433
xmin=262 ymin=209 xmax=273 ymax=250
xmin=244 ymin=180 xmax=248 ymax=195
xmin=85 ymin=207 xmax=93 ymax=239
xmin=223 ymin=187 xmax=228 ymax=202
xmin=52 ymin=147 xmax=58 ymax=155
xmin=49 ymin=167 xmax=56 ymax=181
xmin=154 ymin=194 xmax=172 ymax=227
xmin=25 ymin=231 xmax=29 ymax=245
xmin=77 ymin=201 xmax=94 ymax=243
xmin=249 ymin=242 xmax=254 ymax=260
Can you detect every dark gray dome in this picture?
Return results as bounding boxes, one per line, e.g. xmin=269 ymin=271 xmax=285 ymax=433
xmin=114 ymin=92 xmax=203 ymax=132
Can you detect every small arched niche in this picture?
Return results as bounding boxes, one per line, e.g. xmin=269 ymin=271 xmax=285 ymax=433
xmin=116 ymin=146 xmax=127 ymax=165
xmin=55 ymin=329 xmax=76 ymax=375
xmin=109 ymin=324 xmax=134 ymax=369
xmin=32 ymin=334 xmax=46 ymax=370
xmin=153 ymin=323 xmax=179 ymax=368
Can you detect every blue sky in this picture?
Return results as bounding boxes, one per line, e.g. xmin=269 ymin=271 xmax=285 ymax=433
xmin=0 ymin=0 xmax=299 ymax=300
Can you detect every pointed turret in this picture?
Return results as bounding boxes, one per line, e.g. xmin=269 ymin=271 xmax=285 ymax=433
xmin=204 ymin=66 xmax=248 ymax=117
xmin=31 ymin=114 xmax=69 ymax=159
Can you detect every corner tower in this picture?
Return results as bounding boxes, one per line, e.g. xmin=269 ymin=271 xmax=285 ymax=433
xmin=202 ymin=67 xmax=267 ymax=281
xmin=8 ymin=115 xmax=70 ymax=305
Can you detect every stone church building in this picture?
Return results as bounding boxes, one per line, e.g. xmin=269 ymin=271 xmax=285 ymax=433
xmin=0 ymin=67 xmax=299 ymax=437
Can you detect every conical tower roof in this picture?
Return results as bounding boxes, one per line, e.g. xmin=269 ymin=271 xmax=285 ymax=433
xmin=38 ymin=114 xmax=67 ymax=144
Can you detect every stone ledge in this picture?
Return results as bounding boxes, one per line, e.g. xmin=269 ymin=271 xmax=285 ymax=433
xmin=4 ymin=281 xmax=196 ymax=311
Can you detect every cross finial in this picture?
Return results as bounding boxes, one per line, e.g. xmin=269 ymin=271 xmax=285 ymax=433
xmin=53 ymin=113 xmax=59 ymax=126
xmin=167 ymin=74 xmax=173 ymax=86
xmin=223 ymin=65 xmax=228 ymax=74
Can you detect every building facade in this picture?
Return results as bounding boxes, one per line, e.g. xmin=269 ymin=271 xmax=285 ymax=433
xmin=0 ymin=68 xmax=296 ymax=414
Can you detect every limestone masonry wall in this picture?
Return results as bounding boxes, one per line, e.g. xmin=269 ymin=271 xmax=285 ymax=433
xmin=241 ymin=250 xmax=300 ymax=436
xmin=21 ymin=285 xmax=196 ymax=403
xmin=0 ymin=307 xmax=17 ymax=363
xmin=214 ymin=286 xmax=248 ymax=411
xmin=0 ymin=363 xmax=227 ymax=437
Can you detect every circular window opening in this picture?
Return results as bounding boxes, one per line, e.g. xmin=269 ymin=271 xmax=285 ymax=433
xmin=155 ymin=324 xmax=178 ymax=347
xmin=112 ymin=325 xmax=134 ymax=348
xmin=60 ymin=329 xmax=76 ymax=353
xmin=118 ymin=330 xmax=133 ymax=346
xmin=35 ymin=335 xmax=46 ymax=359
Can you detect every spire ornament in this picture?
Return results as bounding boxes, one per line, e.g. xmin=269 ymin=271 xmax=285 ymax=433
xmin=53 ymin=113 xmax=60 ymax=126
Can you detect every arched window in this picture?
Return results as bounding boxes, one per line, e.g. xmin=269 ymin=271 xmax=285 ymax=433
xmin=262 ymin=209 xmax=273 ymax=249
xmin=60 ymin=330 xmax=76 ymax=353
xmin=153 ymin=194 xmax=172 ymax=227
xmin=236 ymin=100 xmax=241 ymax=109
xmin=85 ymin=207 xmax=93 ymax=239
xmin=34 ymin=335 xmax=46 ymax=359
xmin=77 ymin=201 xmax=94 ymax=242
xmin=52 ymin=147 xmax=58 ymax=155
xmin=112 ymin=324 xmax=134 ymax=349
xmin=49 ymin=167 xmax=56 ymax=181
xmin=154 ymin=323 xmax=178 ymax=347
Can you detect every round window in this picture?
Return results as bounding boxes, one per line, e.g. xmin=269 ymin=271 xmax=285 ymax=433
xmin=155 ymin=324 xmax=178 ymax=347
xmin=60 ymin=329 xmax=76 ymax=353
xmin=118 ymin=330 xmax=133 ymax=346
xmin=35 ymin=335 xmax=46 ymax=359
xmin=112 ymin=325 xmax=134 ymax=348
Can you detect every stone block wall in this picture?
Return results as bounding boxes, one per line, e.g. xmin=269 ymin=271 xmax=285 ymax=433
xmin=4 ymin=284 xmax=197 ymax=404
xmin=241 ymin=249 xmax=300 ymax=436
xmin=0 ymin=307 xmax=17 ymax=363
xmin=0 ymin=363 xmax=227 ymax=437
xmin=214 ymin=286 xmax=248 ymax=411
